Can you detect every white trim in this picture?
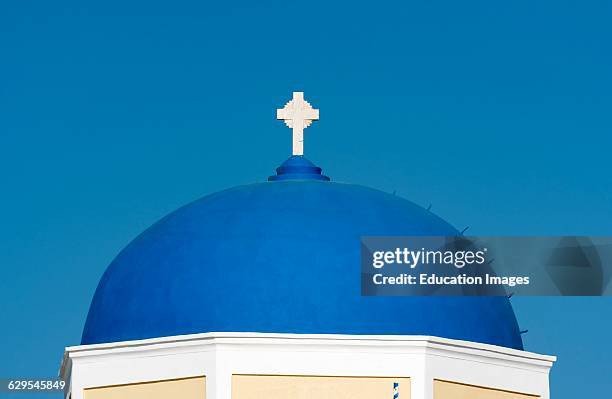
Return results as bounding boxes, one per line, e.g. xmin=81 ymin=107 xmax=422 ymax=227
xmin=61 ymin=332 xmax=554 ymax=399
xmin=63 ymin=332 xmax=555 ymax=361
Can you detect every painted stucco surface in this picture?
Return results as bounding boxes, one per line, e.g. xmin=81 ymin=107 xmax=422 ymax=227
xmin=233 ymin=375 xmax=410 ymax=399
xmin=84 ymin=376 xmax=205 ymax=399
xmin=434 ymin=380 xmax=538 ymax=399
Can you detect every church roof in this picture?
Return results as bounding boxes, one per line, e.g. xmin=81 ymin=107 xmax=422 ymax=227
xmin=82 ymin=93 xmax=523 ymax=350
xmin=81 ymin=156 xmax=523 ymax=349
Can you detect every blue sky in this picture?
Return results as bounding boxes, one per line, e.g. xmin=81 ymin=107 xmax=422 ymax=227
xmin=1 ymin=1 xmax=611 ymax=398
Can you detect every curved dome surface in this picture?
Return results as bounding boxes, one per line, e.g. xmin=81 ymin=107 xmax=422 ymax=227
xmin=82 ymin=158 xmax=523 ymax=349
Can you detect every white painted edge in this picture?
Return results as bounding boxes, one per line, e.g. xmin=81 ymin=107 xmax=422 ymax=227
xmin=60 ymin=332 xmax=555 ymax=379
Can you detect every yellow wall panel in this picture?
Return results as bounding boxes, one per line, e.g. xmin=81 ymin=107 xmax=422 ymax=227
xmin=84 ymin=376 xmax=205 ymax=399
xmin=434 ymin=380 xmax=538 ymax=399
xmin=233 ymin=375 xmax=410 ymax=399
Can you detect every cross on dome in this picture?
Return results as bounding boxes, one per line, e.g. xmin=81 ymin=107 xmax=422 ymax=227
xmin=276 ymin=92 xmax=319 ymax=156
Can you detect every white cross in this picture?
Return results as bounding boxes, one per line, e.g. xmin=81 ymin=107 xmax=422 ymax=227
xmin=276 ymin=92 xmax=319 ymax=156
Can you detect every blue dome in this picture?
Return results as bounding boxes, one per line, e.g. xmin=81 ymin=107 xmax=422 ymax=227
xmin=82 ymin=157 xmax=523 ymax=349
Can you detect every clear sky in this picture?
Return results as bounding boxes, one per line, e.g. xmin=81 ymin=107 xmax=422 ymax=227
xmin=1 ymin=1 xmax=611 ymax=398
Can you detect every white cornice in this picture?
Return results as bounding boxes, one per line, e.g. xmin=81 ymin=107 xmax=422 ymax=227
xmin=60 ymin=332 xmax=556 ymax=399
xmin=60 ymin=332 xmax=555 ymax=377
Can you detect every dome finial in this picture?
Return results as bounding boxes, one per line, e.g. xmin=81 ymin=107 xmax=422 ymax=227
xmin=276 ymin=92 xmax=319 ymax=156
